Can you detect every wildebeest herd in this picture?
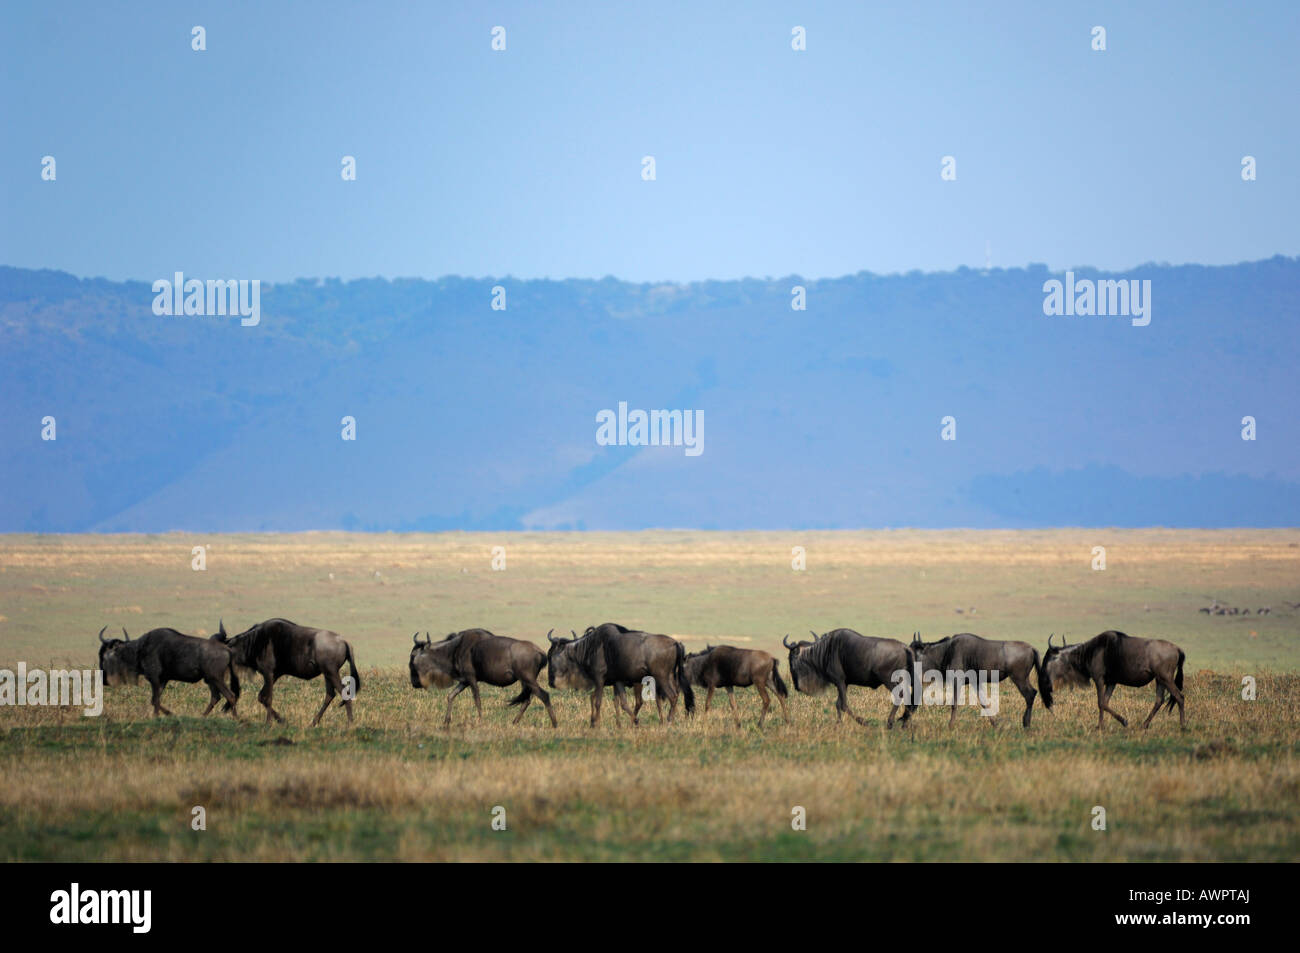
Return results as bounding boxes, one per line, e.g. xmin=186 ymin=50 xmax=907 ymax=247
xmin=92 ymin=617 xmax=1188 ymax=732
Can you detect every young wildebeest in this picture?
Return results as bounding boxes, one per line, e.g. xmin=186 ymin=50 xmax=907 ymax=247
xmin=909 ymin=632 xmax=1051 ymax=728
xmin=1041 ymin=631 xmax=1185 ymax=731
xmin=98 ymin=625 xmax=239 ymax=718
xmin=409 ymin=629 xmax=557 ymax=728
xmin=547 ymin=622 xmax=695 ymax=727
xmin=683 ymin=645 xmax=789 ymax=726
xmin=213 ymin=618 xmax=360 ymax=726
xmin=783 ymin=629 xmax=916 ymax=728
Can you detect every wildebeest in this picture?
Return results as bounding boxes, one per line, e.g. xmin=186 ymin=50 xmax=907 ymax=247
xmin=97 ymin=625 xmax=239 ymax=718
xmin=1041 ymin=631 xmax=1185 ymax=730
xmin=410 ymin=629 xmax=557 ymax=728
xmin=783 ymin=629 xmax=915 ymax=728
xmin=909 ymin=631 xmax=1050 ymax=728
xmin=547 ymin=622 xmax=695 ymax=727
xmin=682 ymin=644 xmax=789 ymax=726
xmin=213 ymin=618 xmax=360 ymax=726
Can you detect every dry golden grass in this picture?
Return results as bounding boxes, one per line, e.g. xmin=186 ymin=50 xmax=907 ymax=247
xmin=0 ymin=531 xmax=1297 ymax=861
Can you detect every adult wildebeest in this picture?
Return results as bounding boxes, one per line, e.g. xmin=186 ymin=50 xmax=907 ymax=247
xmin=683 ymin=645 xmax=789 ymax=726
xmin=909 ymin=632 xmax=1050 ymax=728
xmin=97 ymin=625 xmax=240 ymax=718
xmin=547 ymin=623 xmax=695 ymax=727
xmin=1041 ymin=631 xmax=1185 ymax=730
xmin=410 ymin=629 xmax=557 ymax=728
xmin=213 ymin=618 xmax=360 ymax=726
xmin=783 ymin=629 xmax=916 ymax=728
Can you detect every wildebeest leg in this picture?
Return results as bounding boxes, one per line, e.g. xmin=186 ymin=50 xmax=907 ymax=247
xmin=655 ymin=690 xmax=666 ymax=724
xmin=704 ymin=686 xmax=715 ymax=713
xmin=259 ymin=674 xmax=283 ymax=724
xmin=202 ymin=681 xmax=221 ymax=717
xmin=309 ymin=677 xmax=337 ymax=727
xmin=590 ymin=680 xmax=605 ymax=727
xmin=613 ymin=684 xmax=638 ymax=724
xmin=755 ymin=681 xmax=771 ymax=727
xmin=218 ymin=674 xmax=239 ymax=718
xmin=535 ymin=683 xmax=558 ymax=728
xmin=331 ymin=667 xmax=354 ymax=723
xmin=664 ymin=678 xmax=679 ymax=723
xmin=148 ymin=677 xmax=171 ymax=717
xmin=775 ymin=683 xmax=790 ymax=724
xmin=1011 ymin=672 xmax=1036 ymax=728
xmin=835 ymin=679 xmax=870 ymax=726
xmin=1139 ymin=690 xmax=1166 ymax=729
xmin=1146 ymin=675 xmax=1185 ymax=730
xmin=885 ymin=694 xmax=903 ymax=729
xmin=467 ymin=678 xmax=483 ymax=719
xmin=511 ymin=687 xmax=533 ymax=724
xmin=948 ymin=699 xmax=960 ymax=729
xmin=726 ymin=687 xmax=740 ymax=727
xmin=1095 ymin=680 xmax=1127 ymax=728
xmin=443 ymin=682 xmax=468 ymax=727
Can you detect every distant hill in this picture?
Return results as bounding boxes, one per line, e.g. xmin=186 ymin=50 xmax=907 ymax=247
xmin=1 ymin=258 xmax=1297 ymax=531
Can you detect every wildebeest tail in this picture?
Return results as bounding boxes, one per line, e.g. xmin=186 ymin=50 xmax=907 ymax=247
xmin=229 ymin=660 xmax=241 ymax=701
xmin=345 ymin=641 xmax=361 ymax=695
xmin=771 ymin=659 xmax=789 ymax=698
xmin=505 ymin=687 xmax=530 ymax=707
xmin=1033 ymin=646 xmax=1053 ymax=709
xmin=1164 ymin=649 xmax=1185 ymax=712
xmin=675 ymin=642 xmax=696 ymax=714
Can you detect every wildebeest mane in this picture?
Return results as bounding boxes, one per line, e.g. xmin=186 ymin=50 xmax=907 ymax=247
xmin=567 ymin=627 xmax=605 ymax=668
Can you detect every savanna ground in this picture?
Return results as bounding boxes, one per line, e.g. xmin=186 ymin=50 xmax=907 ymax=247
xmin=0 ymin=529 xmax=1297 ymax=861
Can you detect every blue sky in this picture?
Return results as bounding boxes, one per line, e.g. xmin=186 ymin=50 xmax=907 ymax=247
xmin=3 ymin=1 xmax=1296 ymax=284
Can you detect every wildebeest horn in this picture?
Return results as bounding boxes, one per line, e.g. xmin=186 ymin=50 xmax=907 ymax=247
xmin=412 ymin=632 xmax=422 ymax=646
xmin=218 ymin=618 xmax=227 ymax=639
xmin=1047 ymin=633 xmax=1055 ymax=648
xmin=122 ymin=626 xmax=130 ymax=641
xmin=571 ymin=630 xmax=578 ymax=639
xmin=782 ymin=634 xmax=794 ymax=648
xmin=98 ymin=625 xmax=108 ymax=643
xmin=547 ymin=628 xmax=558 ymax=643
xmin=809 ymin=629 xmax=819 ymax=640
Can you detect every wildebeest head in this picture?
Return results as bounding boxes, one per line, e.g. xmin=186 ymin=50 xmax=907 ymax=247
xmin=409 ymin=632 xmax=458 ymax=689
xmin=210 ymin=619 xmax=260 ymax=678
xmin=682 ymin=645 xmax=716 ymax=684
xmin=1041 ymin=633 xmax=1088 ymax=689
xmin=97 ymin=625 xmax=140 ymax=686
xmin=908 ymin=631 xmax=937 ymax=667
xmin=783 ymin=632 xmax=827 ymax=694
xmin=546 ymin=629 xmax=595 ymax=690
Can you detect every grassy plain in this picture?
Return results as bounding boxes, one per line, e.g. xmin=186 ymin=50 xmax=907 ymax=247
xmin=0 ymin=530 xmax=1297 ymax=861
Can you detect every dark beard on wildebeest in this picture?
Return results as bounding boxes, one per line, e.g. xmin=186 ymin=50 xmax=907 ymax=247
xmin=909 ymin=632 xmax=1050 ymax=728
xmin=783 ymin=629 xmax=915 ymax=729
xmin=547 ymin=623 xmax=695 ymax=727
xmin=1040 ymin=631 xmax=1186 ymax=731
xmin=409 ymin=628 xmax=557 ymax=728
